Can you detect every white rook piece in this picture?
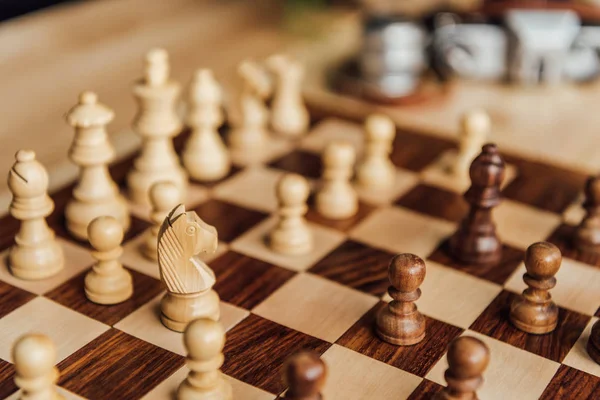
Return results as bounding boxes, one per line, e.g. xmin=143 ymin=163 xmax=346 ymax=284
xmin=126 ymin=48 xmax=188 ymax=206
xmin=13 ymin=333 xmax=64 ymax=400
xmin=177 ymin=319 xmax=232 ymax=400
xmin=453 ymin=110 xmax=490 ymax=180
xmin=8 ymin=150 xmax=64 ymax=280
xmin=65 ymin=91 xmax=130 ymax=241
xmin=182 ymin=69 xmax=230 ymax=182
xmin=143 ymin=181 xmax=180 ymax=261
xmin=85 ymin=216 xmax=133 ymax=305
xmin=316 ymin=141 xmax=358 ymax=220
xmin=270 ymin=173 xmax=313 ymax=256
xmin=356 ymin=114 xmax=396 ymax=192
xmin=266 ymin=54 xmax=309 ymax=138
xmin=228 ymin=60 xmax=272 ymax=157
xmin=158 ymin=205 xmax=220 ymax=332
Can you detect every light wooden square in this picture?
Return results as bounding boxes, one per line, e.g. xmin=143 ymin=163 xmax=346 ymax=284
xmin=212 ymin=166 xmax=287 ymax=213
xmin=253 ymin=273 xmax=378 ymax=342
xmin=7 ymin=387 xmax=86 ymax=400
xmin=321 ymin=344 xmax=423 ymax=400
xmin=414 ymin=261 xmax=503 ymax=329
xmin=121 ymin=233 xmax=229 ymax=280
xmin=230 ymin=217 xmax=346 ymax=272
xmin=426 ymin=330 xmax=560 ymax=400
xmin=350 ymin=207 xmax=456 ymax=257
xmin=0 ymin=297 xmax=108 ymax=363
xmin=115 ymin=293 xmax=249 ymax=356
xmin=142 ymin=366 xmax=275 ymax=400
xmin=0 ymin=238 xmax=93 ymax=295
xmin=494 ymin=200 xmax=561 ymax=250
xmin=420 ymin=150 xmax=518 ymax=194
xmin=355 ymin=168 xmax=419 ymax=206
xmin=504 ymin=257 xmax=600 ymax=316
xmin=230 ymin=136 xmax=293 ymax=167
xmin=127 ymin=182 xmax=209 ymax=221
xmin=300 ymin=118 xmax=364 ymax=155
xmin=563 ymin=317 xmax=600 ymax=377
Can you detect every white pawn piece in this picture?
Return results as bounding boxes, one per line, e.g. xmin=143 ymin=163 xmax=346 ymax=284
xmin=356 ymin=114 xmax=396 ymax=192
xmin=12 ymin=333 xmax=64 ymax=400
xmin=182 ymin=69 xmax=230 ymax=182
xmin=228 ymin=60 xmax=272 ymax=158
xmin=270 ymin=174 xmax=313 ymax=256
xmin=316 ymin=141 xmax=358 ymax=220
xmin=65 ymin=91 xmax=130 ymax=241
xmin=8 ymin=150 xmax=64 ymax=280
xmin=143 ymin=181 xmax=180 ymax=261
xmin=266 ymin=54 xmax=309 ymax=138
xmin=452 ymin=109 xmax=490 ymax=179
xmin=85 ymin=216 xmax=133 ymax=305
xmin=126 ymin=48 xmax=188 ymax=206
xmin=177 ymin=319 xmax=232 ymax=400
xmin=158 ymin=205 xmax=220 ymax=332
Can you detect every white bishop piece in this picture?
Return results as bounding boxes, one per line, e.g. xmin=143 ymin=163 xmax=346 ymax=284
xmin=8 ymin=150 xmax=64 ymax=280
xmin=356 ymin=114 xmax=396 ymax=192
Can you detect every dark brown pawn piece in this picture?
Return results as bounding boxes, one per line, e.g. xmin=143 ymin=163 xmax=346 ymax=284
xmin=574 ymin=175 xmax=600 ymax=253
xmin=375 ymin=253 xmax=426 ymax=346
xmin=434 ymin=336 xmax=490 ymax=400
xmin=510 ymin=242 xmax=562 ymax=334
xmin=449 ymin=143 xmax=505 ymax=266
xmin=282 ymin=352 xmax=326 ymax=400
xmin=587 ymin=319 xmax=600 ymax=365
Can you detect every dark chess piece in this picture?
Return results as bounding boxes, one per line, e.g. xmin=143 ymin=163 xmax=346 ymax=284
xmin=283 ymin=352 xmax=326 ymax=400
xmin=587 ymin=320 xmax=600 ymax=365
xmin=375 ymin=253 xmax=426 ymax=346
xmin=510 ymin=242 xmax=562 ymax=334
xmin=434 ymin=336 xmax=490 ymax=400
xmin=574 ymin=175 xmax=600 ymax=254
xmin=449 ymin=143 xmax=505 ymax=266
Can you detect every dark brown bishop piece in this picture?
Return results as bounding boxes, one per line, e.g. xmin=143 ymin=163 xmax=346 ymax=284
xmin=587 ymin=320 xmax=600 ymax=365
xmin=375 ymin=253 xmax=426 ymax=346
xmin=449 ymin=143 xmax=505 ymax=266
xmin=282 ymin=352 xmax=326 ymax=400
xmin=434 ymin=336 xmax=490 ymax=400
xmin=574 ymin=175 xmax=600 ymax=254
xmin=510 ymin=242 xmax=561 ymax=334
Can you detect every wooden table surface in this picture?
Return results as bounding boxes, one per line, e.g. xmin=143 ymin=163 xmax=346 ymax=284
xmin=1 ymin=0 xmax=599 ymax=214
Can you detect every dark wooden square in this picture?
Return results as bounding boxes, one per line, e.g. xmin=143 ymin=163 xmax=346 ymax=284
xmin=469 ymin=290 xmax=590 ymax=363
xmin=407 ymin=379 xmax=444 ymax=400
xmin=222 ymin=314 xmax=331 ymax=395
xmin=192 ymin=199 xmax=268 ymax=243
xmin=268 ymin=150 xmax=322 ymax=179
xmin=305 ymin=197 xmax=375 ymax=232
xmin=546 ymin=223 xmax=600 ymax=268
xmin=540 ymin=365 xmax=600 ymax=400
xmin=427 ymin=240 xmax=524 ymax=285
xmin=395 ymin=184 xmax=468 ymax=223
xmin=45 ymin=267 xmax=163 ymax=326
xmin=390 ymin=130 xmax=454 ymax=172
xmin=502 ymin=155 xmax=588 ymax=214
xmin=211 ymin=251 xmax=295 ymax=310
xmin=0 ymin=280 xmax=36 ymax=319
xmin=336 ymin=302 xmax=463 ymax=377
xmin=0 ymin=214 xmax=19 ymax=252
xmin=58 ymin=328 xmax=184 ymax=399
xmin=309 ymin=240 xmax=394 ymax=296
xmin=0 ymin=359 xmax=17 ymax=400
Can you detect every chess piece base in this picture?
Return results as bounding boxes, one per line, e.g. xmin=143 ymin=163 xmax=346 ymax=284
xmin=586 ymin=321 xmax=600 ymax=365
xmin=65 ymin=198 xmax=130 ymax=241
xmin=161 ymin=290 xmax=220 ymax=332
xmin=84 ymin=269 xmax=133 ymax=305
xmin=268 ymin=228 xmax=313 ymax=256
xmin=177 ymin=374 xmax=233 ymax=400
xmin=315 ymin=189 xmax=358 ymax=220
xmin=449 ymin=234 xmax=502 ymax=267
xmin=375 ymin=304 xmax=426 ymax=346
xmin=126 ymin=168 xmax=187 ymax=207
xmin=509 ymin=298 xmax=558 ymax=335
xmin=9 ymin=241 xmax=64 ymax=280
xmin=182 ymin=135 xmax=231 ymax=182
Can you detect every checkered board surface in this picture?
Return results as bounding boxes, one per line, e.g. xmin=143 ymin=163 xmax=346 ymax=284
xmin=1 ymin=117 xmax=599 ymax=400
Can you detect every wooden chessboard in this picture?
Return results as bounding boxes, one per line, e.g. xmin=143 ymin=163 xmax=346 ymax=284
xmin=0 ymin=115 xmax=599 ymax=400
